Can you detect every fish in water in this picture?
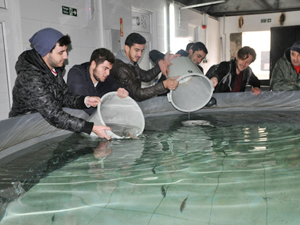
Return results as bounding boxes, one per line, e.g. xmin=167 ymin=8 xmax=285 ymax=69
xmin=161 ymin=185 xmax=166 ymax=197
xmin=152 ymin=166 xmax=156 ymax=174
xmin=180 ymin=195 xmax=189 ymax=212
xmin=182 ymin=120 xmax=213 ymax=127
xmin=128 ymin=132 xmax=138 ymax=139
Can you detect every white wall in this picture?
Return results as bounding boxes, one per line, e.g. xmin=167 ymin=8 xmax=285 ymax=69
xmin=102 ymin=0 xmax=167 ymax=52
xmin=171 ymin=3 xmax=220 ymax=74
xmin=219 ymin=11 xmax=300 ymax=61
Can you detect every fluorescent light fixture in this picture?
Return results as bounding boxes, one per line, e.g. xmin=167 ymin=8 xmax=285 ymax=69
xmin=180 ymin=0 xmax=225 ymax=10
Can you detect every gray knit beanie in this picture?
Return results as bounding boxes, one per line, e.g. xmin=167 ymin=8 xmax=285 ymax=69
xmin=29 ymin=28 xmax=64 ymax=57
xmin=291 ymin=41 xmax=300 ymax=54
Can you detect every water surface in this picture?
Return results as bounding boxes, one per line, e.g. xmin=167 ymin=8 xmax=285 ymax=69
xmin=1 ymin=111 xmax=300 ymax=225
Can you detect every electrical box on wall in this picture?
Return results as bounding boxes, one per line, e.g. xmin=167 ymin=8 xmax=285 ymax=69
xmin=132 ymin=11 xmax=150 ymax=33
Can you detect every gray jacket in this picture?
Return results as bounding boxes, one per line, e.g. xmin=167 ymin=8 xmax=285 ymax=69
xmin=270 ymin=48 xmax=300 ymax=91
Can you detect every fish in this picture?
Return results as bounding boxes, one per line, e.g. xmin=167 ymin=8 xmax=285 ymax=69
xmin=152 ymin=166 xmax=156 ymax=174
xmin=161 ymin=185 xmax=166 ymax=197
xmin=182 ymin=120 xmax=213 ymax=127
xmin=128 ymin=132 xmax=138 ymax=139
xmin=180 ymin=195 xmax=189 ymax=212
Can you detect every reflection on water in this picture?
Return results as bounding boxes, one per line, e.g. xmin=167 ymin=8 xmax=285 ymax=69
xmin=2 ymin=112 xmax=300 ymax=224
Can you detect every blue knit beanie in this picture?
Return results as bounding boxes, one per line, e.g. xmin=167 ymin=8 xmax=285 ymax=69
xmin=291 ymin=41 xmax=300 ymax=54
xmin=29 ymin=28 xmax=64 ymax=57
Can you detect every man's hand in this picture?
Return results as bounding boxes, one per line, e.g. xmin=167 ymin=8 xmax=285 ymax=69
xmin=158 ymin=60 xmax=171 ymax=78
xmin=164 ymin=51 xmax=180 ymax=63
xmin=210 ymin=77 xmax=218 ymax=88
xmin=117 ymin=88 xmax=129 ymax=98
xmin=92 ymin=125 xmax=111 ymax=140
xmin=163 ymin=76 xmax=179 ymax=91
xmin=158 ymin=52 xmax=180 ymax=78
xmin=251 ymin=87 xmax=261 ymax=95
xmin=85 ymin=96 xmax=101 ymax=107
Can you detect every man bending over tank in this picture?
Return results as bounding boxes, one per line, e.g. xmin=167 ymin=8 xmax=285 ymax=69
xmin=206 ymin=46 xmax=261 ymax=95
xmin=109 ymin=32 xmax=179 ymax=101
xmin=9 ymin=28 xmax=111 ymax=140
xmin=67 ymin=48 xmax=128 ymax=115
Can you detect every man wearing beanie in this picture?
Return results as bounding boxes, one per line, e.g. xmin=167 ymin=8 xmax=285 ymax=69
xmin=270 ymin=41 xmax=300 ymax=91
xmin=9 ymin=28 xmax=111 ymax=140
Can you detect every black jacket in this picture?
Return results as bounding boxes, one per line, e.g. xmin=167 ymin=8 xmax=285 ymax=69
xmin=206 ymin=59 xmax=260 ymax=93
xmin=67 ymin=62 xmax=121 ymax=115
xmin=110 ymin=50 xmax=167 ymax=101
xmin=9 ymin=49 xmax=93 ymax=134
xmin=149 ymin=49 xmax=204 ymax=73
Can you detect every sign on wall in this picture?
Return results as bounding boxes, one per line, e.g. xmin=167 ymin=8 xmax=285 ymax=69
xmin=62 ymin=6 xmax=77 ymax=17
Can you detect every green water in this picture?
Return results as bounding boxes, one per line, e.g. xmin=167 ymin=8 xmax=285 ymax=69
xmin=1 ymin=111 xmax=300 ymax=225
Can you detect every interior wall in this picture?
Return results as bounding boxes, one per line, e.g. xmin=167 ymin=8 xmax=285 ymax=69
xmin=0 ymin=0 xmax=171 ymax=120
xmin=219 ymin=11 xmax=300 ymax=61
xmin=102 ymin=0 xmax=168 ymax=53
xmin=170 ymin=3 xmax=220 ymax=74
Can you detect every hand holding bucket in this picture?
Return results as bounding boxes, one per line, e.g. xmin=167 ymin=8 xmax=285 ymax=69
xmin=166 ymin=57 xmax=214 ymax=112
xmin=88 ymin=92 xmax=145 ymax=139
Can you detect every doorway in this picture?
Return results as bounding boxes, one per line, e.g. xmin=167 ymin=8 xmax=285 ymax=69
xmin=132 ymin=7 xmax=154 ymax=87
xmin=0 ymin=22 xmax=10 ymax=120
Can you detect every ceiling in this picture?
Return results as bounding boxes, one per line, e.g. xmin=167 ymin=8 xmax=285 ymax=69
xmin=173 ymin=0 xmax=300 ymax=17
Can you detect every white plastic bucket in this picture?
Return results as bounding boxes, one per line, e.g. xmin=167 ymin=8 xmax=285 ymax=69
xmin=88 ymin=92 xmax=145 ymax=139
xmin=167 ymin=57 xmax=213 ymax=112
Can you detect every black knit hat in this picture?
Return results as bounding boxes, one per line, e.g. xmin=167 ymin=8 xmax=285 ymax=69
xmin=291 ymin=41 xmax=300 ymax=54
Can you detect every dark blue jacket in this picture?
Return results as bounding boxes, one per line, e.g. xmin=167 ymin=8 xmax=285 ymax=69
xmin=67 ymin=62 xmax=121 ymax=115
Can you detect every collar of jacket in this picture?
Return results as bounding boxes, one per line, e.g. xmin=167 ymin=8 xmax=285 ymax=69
xmin=27 ymin=49 xmax=65 ymax=75
xmin=116 ymin=49 xmax=135 ymax=66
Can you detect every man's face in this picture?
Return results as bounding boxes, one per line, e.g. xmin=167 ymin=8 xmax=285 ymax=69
xmin=188 ymin=49 xmax=207 ymax=65
xmin=236 ymin=54 xmax=253 ymax=73
xmin=125 ymin=43 xmax=145 ymax=63
xmin=291 ymin=50 xmax=300 ymax=67
xmin=91 ymin=60 xmax=113 ymax=82
xmin=44 ymin=43 xmax=68 ymax=69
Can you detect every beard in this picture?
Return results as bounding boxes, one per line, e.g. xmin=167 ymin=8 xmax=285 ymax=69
xmin=93 ymin=67 xmax=102 ymax=82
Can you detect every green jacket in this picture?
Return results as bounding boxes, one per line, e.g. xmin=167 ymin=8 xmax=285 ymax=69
xmin=270 ymin=48 xmax=300 ymax=91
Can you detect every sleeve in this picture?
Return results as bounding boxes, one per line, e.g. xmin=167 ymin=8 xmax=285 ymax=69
xmin=205 ymin=64 xmax=218 ymax=78
xmin=27 ymin=74 xmax=93 ymax=134
xmin=270 ymin=59 xmax=299 ymax=91
xmin=210 ymin=62 xmax=230 ymax=81
xmin=67 ymin=66 xmax=91 ymax=96
xmin=135 ymin=64 xmax=161 ymax=82
xmin=112 ymin=63 xmax=167 ymax=101
xmin=149 ymin=49 xmax=165 ymax=65
xmin=248 ymin=71 xmax=260 ymax=88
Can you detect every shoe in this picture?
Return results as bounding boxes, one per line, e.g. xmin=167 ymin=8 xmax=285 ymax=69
xmin=205 ymin=97 xmax=216 ymax=107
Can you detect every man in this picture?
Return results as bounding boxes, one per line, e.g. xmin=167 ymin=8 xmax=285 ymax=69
xmin=109 ymin=32 xmax=179 ymax=101
xmin=207 ymin=46 xmax=261 ymax=95
xmin=149 ymin=42 xmax=217 ymax=106
xmin=149 ymin=41 xmax=208 ymax=76
xmin=270 ymin=41 xmax=300 ymax=91
xmin=9 ymin=28 xmax=111 ymax=140
xmin=67 ymin=48 xmax=128 ymax=115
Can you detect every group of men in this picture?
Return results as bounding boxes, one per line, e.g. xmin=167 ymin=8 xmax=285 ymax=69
xmin=8 ymin=27 xmax=300 ymax=140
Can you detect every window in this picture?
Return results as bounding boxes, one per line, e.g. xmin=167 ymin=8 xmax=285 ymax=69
xmin=242 ymin=31 xmax=270 ymax=81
